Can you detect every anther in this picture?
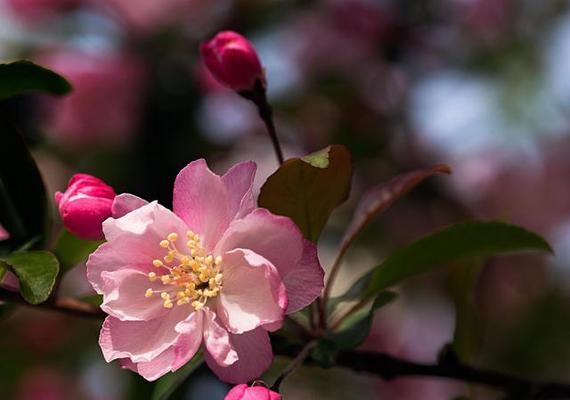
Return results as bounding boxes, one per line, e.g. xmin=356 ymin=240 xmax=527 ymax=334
xmin=148 ymin=272 xmax=157 ymax=282
xmin=167 ymin=233 xmax=178 ymax=242
xmin=160 ymin=240 xmax=170 ymax=248
xmin=153 ymin=259 xmax=163 ymax=268
xmin=145 ymin=288 xmax=154 ymax=298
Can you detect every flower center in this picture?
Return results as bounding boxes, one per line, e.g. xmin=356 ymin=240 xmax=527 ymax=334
xmin=144 ymin=231 xmax=222 ymax=311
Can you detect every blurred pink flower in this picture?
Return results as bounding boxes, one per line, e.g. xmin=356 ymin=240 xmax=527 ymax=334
xmin=15 ymin=368 xmax=76 ymax=400
xmin=225 ymin=384 xmax=281 ymax=400
xmin=0 ymin=223 xmax=9 ymax=241
xmin=94 ymin=0 xmax=230 ymax=34
xmin=87 ymin=160 xmax=324 ymax=382
xmin=6 ymin=0 xmax=80 ymax=22
xmin=38 ymin=50 xmax=145 ymax=147
xmin=55 ymin=173 xmax=116 ymax=240
xmin=201 ymin=31 xmax=264 ymax=92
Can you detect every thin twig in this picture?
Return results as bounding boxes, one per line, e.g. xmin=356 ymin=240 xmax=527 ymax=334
xmin=320 ymin=249 xmax=346 ymax=329
xmin=271 ymin=340 xmax=318 ymax=391
xmin=239 ymin=80 xmax=284 ymax=165
xmin=330 ymin=296 xmax=369 ymax=331
xmin=0 ymin=287 xmax=105 ymax=319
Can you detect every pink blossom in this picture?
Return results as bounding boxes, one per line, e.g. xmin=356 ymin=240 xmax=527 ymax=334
xmin=38 ymin=50 xmax=145 ymax=147
xmin=201 ymin=31 xmax=264 ymax=91
xmin=55 ymin=173 xmax=116 ymax=240
xmin=0 ymin=223 xmax=9 ymax=241
xmin=225 ymin=384 xmax=281 ymax=400
xmin=93 ymin=0 xmax=230 ymax=34
xmin=6 ymin=0 xmax=79 ymax=22
xmin=87 ymin=160 xmax=324 ymax=383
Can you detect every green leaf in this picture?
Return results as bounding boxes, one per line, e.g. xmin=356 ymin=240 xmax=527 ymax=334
xmin=0 ymin=122 xmax=49 ymax=251
xmin=330 ymin=291 xmax=397 ymax=350
xmin=259 ymin=145 xmax=352 ymax=242
xmin=364 ymin=221 xmax=552 ymax=300
xmin=81 ymin=294 xmax=103 ymax=307
xmin=152 ymin=353 xmax=203 ymax=400
xmin=1 ymin=251 xmax=59 ymax=304
xmin=55 ymin=231 xmax=102 ymax=272
xmin=0 ymin=60 xmax=71 ymax=101
xmin=450 ymin=260 xmax=483 ymax=363
xmin=337 ymin=164 xmax=451 ymax=258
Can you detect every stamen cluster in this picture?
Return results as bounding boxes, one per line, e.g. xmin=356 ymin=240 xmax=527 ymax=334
xmin=145 ymin=231 xmax=223 ymax=310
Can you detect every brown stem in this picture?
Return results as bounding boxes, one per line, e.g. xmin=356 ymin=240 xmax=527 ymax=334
xmin=320 ymin=248 xmax=346 ymax=329
xmin=274 ymin=345 xmax=570 ymax=399
xmin=0 ymin=287 xmax=105 ymax=319
xmin=239 ymin=80 xmax=284 ymax=165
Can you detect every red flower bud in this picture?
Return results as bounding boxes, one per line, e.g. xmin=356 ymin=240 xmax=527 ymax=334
xmin=225 ymin=384 xmax=281 ymax=400
xmin=0 ymin=223 xmax=8 ymax=241
xmin=201 ymin=31 xmax=264 ymax=91
xmin=55 ymin=174 xmax=116 ymax=240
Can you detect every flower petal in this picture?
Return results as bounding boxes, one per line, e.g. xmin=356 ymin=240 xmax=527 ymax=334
xmin=173 ymin=159 xmax=256 ymax=251
xmin=88 ymin=202 xmax=188 ymax=292
xmin=203 ymin=309 xmax=238 ymax=367
xmin=99 ymin=305 xmax=188 ymax=363
xmin=120 ymin=348 xmax=176 ymax=381
xmin=221 ymin=160 xmax=256 ymax=220
xmin=172 ymin=311 xmax=204 ymax=370
xmin=283 ymin=240 xmax=324 ymax=313
xmin=111 ymin=193 xmax=149 ymax=218
xmin=217 ymin=249 xmax=286 ymax=334
xmin=99 ymin=269 xmax=170 ymax=321
xmin=205 ymin=327 xmax=273 ymax=384
xmin=216 ymin=209 xmax=323 ymax=313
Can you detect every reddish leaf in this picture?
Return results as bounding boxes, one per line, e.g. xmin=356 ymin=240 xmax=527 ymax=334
xmin=339 ymin=164 xmax=451 ymax=252
xmin=259 ymin=145 xmax=352 ymax=242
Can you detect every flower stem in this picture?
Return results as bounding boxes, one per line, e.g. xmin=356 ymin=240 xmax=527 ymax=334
xmin=239 ymin=80 xmax=284 ymax=165
xmin=271 ymin=340 xmax=318 ymax=392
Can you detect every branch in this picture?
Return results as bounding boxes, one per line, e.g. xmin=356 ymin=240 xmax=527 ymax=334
xmin=275 ymin=345 xmax=570 ymax=399
xmin=0 ymin=287 xmax=105 ymax=319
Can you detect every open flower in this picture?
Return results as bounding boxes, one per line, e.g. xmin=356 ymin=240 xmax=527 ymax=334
xmin=87 ymin=160 xmax=324 ymax=383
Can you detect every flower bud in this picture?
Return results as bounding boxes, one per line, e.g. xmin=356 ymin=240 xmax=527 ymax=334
xmin=225 ymin=384 xmax=281 ymax=400
xmin=201 ymin=31 xmax=264 ymax=91
xmin=55 ymin=174 xmax=116 ymax=240
xmin=0 ymin=224 xmax=9 ymax=241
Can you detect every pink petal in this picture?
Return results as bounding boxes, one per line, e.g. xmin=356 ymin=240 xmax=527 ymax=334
xmin=283 ymin=240 xmax=324 ymax=313
xmin=120 ymin=347 xmax=176 ymax=381
xmin=221 ymin=161 xmax=256 ymax=220
xmin=216 ymin=209 xmax=323 ymax=313
xmin=111 ymin=193 xmax=149 ymax=218
xmin=99 ymin=269 xmax=170 ymax=321
xmin=172 ymin=311 xmax=204 ymax=370
xmin=99 ymin=305 xmax=188 ymax=363
xmin=88 ymin=202 xmax=188 ymax=292
xmin=173 ymin=159 xmax=256 ymax=251
xmin=216 ymin=249 xmax=286 ymax=334
xmin=203 ymin=309 xmax=238 ymax=367
xmin=205 ymin=327 xmax=273 ymax=384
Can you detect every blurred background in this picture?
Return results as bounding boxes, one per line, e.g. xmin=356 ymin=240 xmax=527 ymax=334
xmin=1 ymin=0 xmax=570 ymax=398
